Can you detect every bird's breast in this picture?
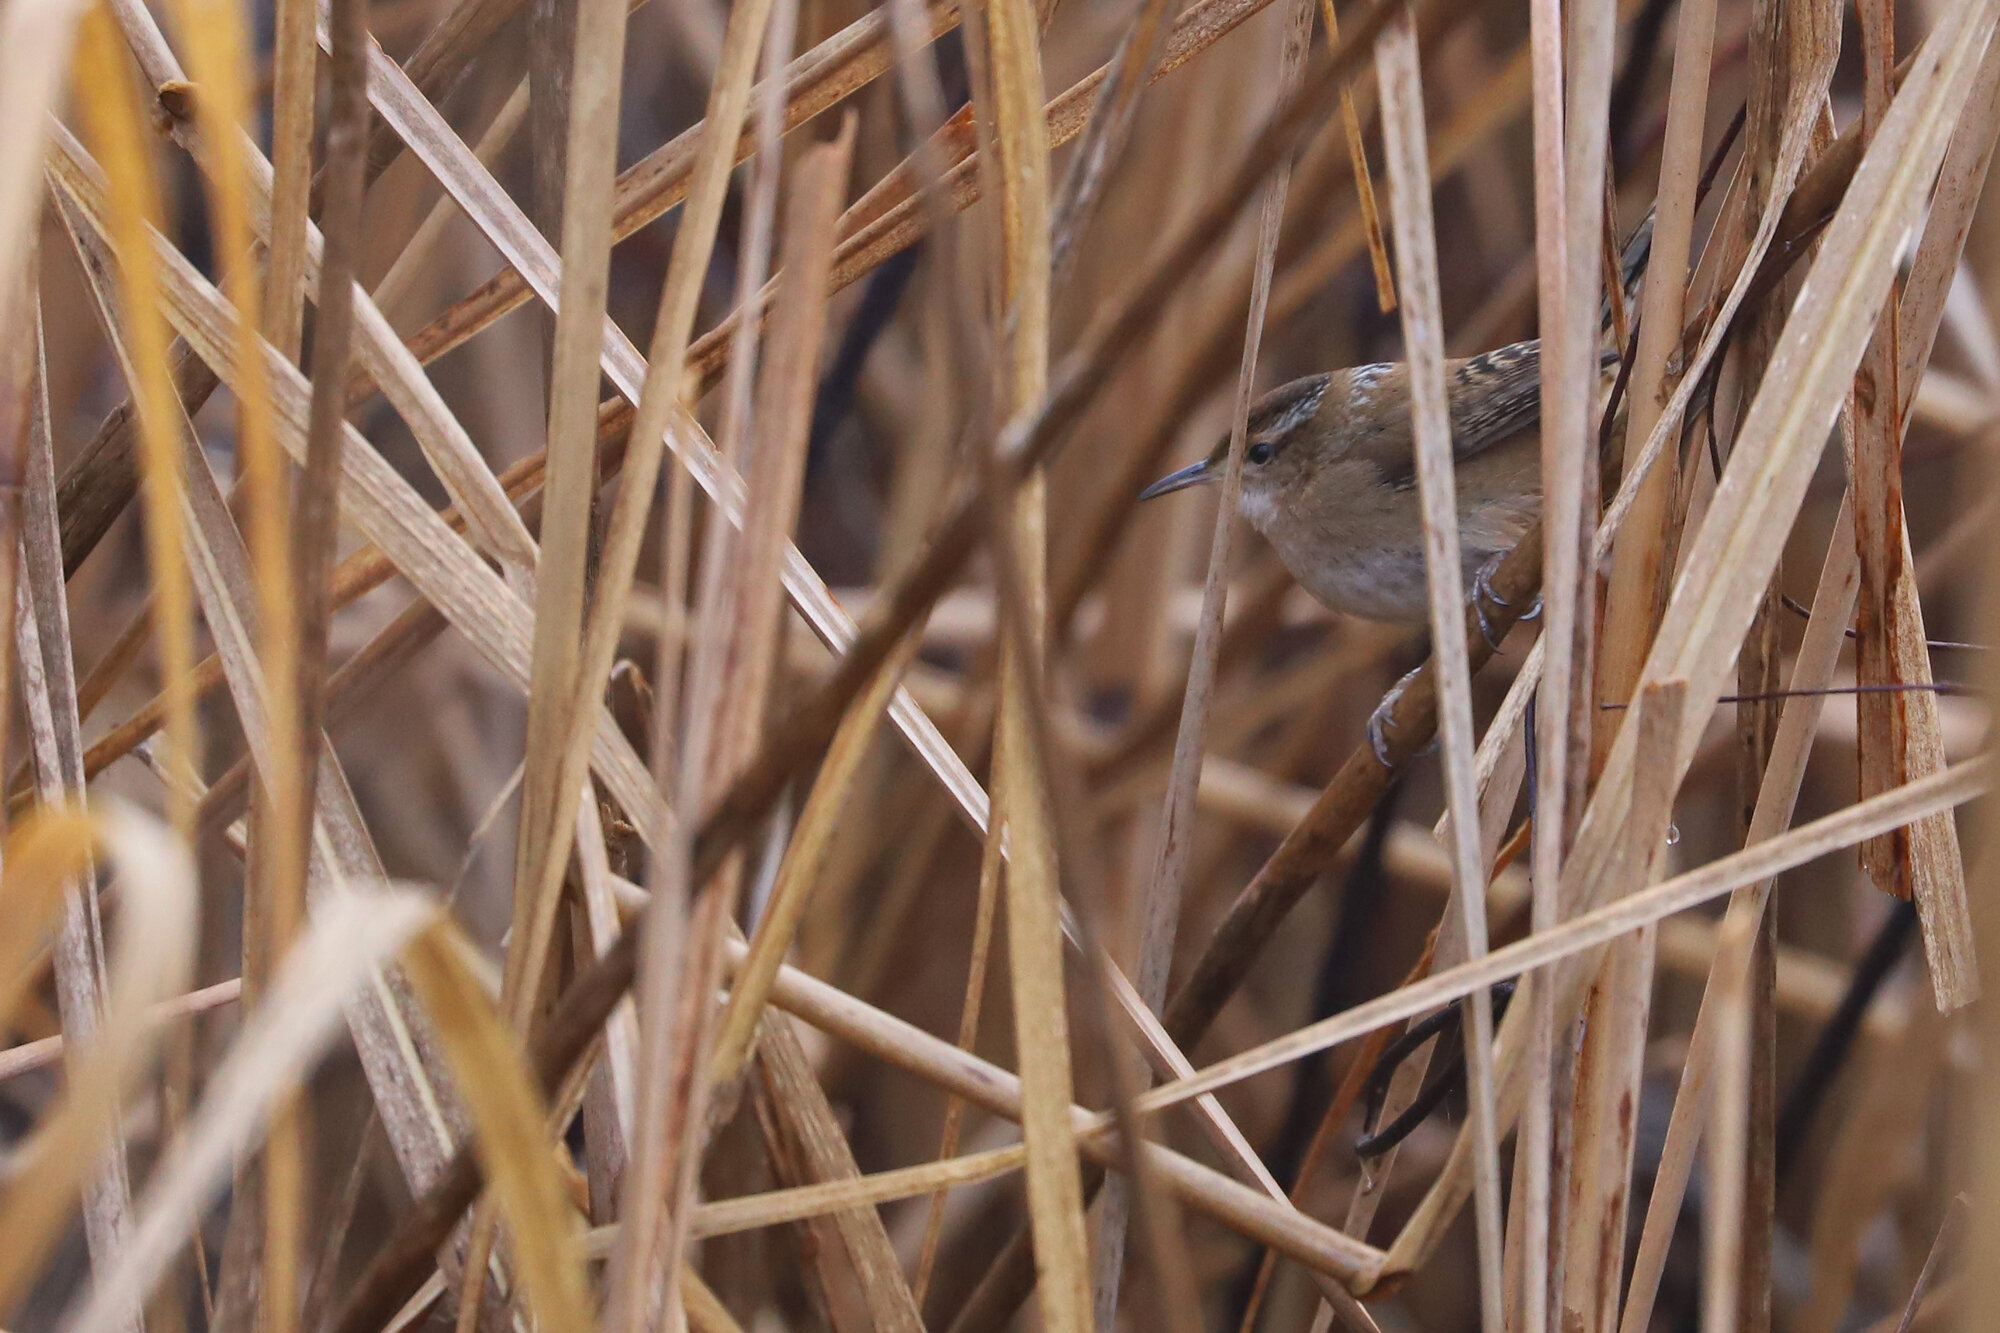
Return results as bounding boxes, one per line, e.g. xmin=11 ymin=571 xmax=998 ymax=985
xmin=1249 ymin=467 xmax=1541 ymax=624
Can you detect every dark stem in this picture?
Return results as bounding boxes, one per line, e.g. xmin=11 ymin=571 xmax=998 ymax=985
xmin=1773 ymin=900 xmax=1919 ymax=1183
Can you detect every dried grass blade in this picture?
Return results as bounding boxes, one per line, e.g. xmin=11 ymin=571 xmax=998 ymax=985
xmin=1373 ymin=13 xmax=1504 ymax=1325
xmin=61 ymin=887 xmax=438 ymax=1333
xmin=400 ymin=922 xmax=593 ymax=1333
xmin=44 ymin=128 xmax=660 ymax=836
xmin=14 ymin=305 xmax=139 ymax=1329
xmin=0 ymin=807 xmax=195 ymax=1319
xmin=263 ymin=0 xmax=317 ymax=360
xmin=505 ymin=0 xmax=635 ymax=1031
xmin=0 ymin=0 xmax=89 ymax=337
xmin=980 ymin=0 xmax=1092 ymax=1309
xmin=912 ymin=781 xmax=1005 ymax=1304
xmin=1886 ymin=565 xmax=1974 ymax=1006
xmin=1558 ymin=682 xmax=1679 ymax=1330
xmin=1515 ymin=0 xmax=1569 ymax=1317
xmin=690 ymin=1142 xmax=1030 ymax=1238
xmin=1045 ymin=0 xmax=1177 ymax=280
xmin=264 ymin=0 xmax=368 ymax=1308
xmin=753 ymin=1014 xmax=925 ymax=1332
xmin=66 ymin=6 xmax=202 ymax=844
xmin=1852 ymin=0 xmax=1915 ymax=903
xmin=1317 ymin=0 xmax=1394 ymax=310
xmin=0 ymin=980 xmax=243 ymax=1085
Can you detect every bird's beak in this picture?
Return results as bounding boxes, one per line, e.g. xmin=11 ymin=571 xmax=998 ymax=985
xmin=1138 ymin=459 xmax=1215 ymax=501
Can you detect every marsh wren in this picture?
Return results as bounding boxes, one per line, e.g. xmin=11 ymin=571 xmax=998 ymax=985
xmin=1140 ymin=341 xmax=1582 ymax=764
xmin=1140 ymin=339 xmax=1557 ymax=629
xmin=1142 ymin=216 xmax=1652 ymax=651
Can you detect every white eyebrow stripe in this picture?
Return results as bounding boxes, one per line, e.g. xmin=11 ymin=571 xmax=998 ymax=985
xmin=1259 ymin=377 xmax=1331 ymax=439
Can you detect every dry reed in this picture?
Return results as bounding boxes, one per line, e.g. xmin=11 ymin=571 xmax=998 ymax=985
xmin=7 ymin=0 xmax=2000 ymax=1331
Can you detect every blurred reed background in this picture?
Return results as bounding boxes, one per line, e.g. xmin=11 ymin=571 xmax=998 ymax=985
xmin=1 ymin=0 xmax=1998 ymax=1329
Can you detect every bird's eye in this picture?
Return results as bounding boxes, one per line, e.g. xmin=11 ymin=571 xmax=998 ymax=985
xmin=1248 ymin=441 xmax=1274 ymax=465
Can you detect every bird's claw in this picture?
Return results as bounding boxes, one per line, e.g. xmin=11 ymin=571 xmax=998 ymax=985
xmin=1366 ymin=666 xmax=1428 ymax=768
xmin=1474 ymin=597 xmax=1504 ymax=652
xmin=1367 ymin=702 xmax=1396 ymax=768
xmin=1471 ymin=557 xmax=1540 ymax=646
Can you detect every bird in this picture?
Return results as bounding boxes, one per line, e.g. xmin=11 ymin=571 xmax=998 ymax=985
xmin=1137 ymin=338 xmax=1560 ymax=631
xmin=1138 ymin=340 xmax=1585 ymax=764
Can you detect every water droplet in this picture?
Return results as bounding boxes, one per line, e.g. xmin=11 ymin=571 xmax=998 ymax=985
xmin=1665 ymin=823 xmax=1681 ymax=846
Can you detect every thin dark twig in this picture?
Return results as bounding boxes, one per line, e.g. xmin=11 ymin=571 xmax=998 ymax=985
xmin=1354 ymin=981 xmax=1517 ymax=1158
xmin=1773 ymin=900 xmax=1918 ymax=1182
xmin=1607 ymin=0 xmax=1678 ymax=176
xmin=1779 ymin=591 xmax=1990 ymax=651
xmin=1600 ymin=681 xmax=1977 ymax=709
xmin=1269 ymin=786 xmax=1404 ymax=1185
xmin=807 ymin=246 xmax=923 ymax=474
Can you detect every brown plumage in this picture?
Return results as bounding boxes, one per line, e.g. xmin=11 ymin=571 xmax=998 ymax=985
xmin=1140 ymin=337 xmax=1556 ymax=625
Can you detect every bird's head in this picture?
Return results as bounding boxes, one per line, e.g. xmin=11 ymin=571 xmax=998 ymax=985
xmin=1138 ymin=373 xmax=1336 ymax=525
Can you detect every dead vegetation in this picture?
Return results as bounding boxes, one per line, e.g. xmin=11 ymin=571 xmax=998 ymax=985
xmin=1 ymin=0 xmax=1999 ymax=1329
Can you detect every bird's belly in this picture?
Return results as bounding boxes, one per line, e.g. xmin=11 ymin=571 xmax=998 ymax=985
xmin=1253 ymin=473 xmax=1539 ymax=625
xmin=1280 ymin=537 xmax=1434 ymax=623
xmin=1277 ymin=532 xmax=1514 ymax=625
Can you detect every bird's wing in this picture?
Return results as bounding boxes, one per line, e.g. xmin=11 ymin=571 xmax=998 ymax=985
xmin=1347 ymin=337 xmax=1618 ymax=489
xmin=1447 ymin=338 xmax=1546 ymax=460
xmin=1445 ymin=337 xmax=1622 ymax=460
xmin=1344 ymin=342 xmax=1542 ymax=489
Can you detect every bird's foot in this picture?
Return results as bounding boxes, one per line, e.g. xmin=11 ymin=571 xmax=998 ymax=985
xmin=1471 ymin=557 xmax=1540 ymax=648
xmin=1366 ymin=665 xmax=1430 ymax=767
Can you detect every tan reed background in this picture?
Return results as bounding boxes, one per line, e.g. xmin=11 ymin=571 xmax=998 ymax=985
xmin=2 ymin=0 xmax=1999 ymax=1330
